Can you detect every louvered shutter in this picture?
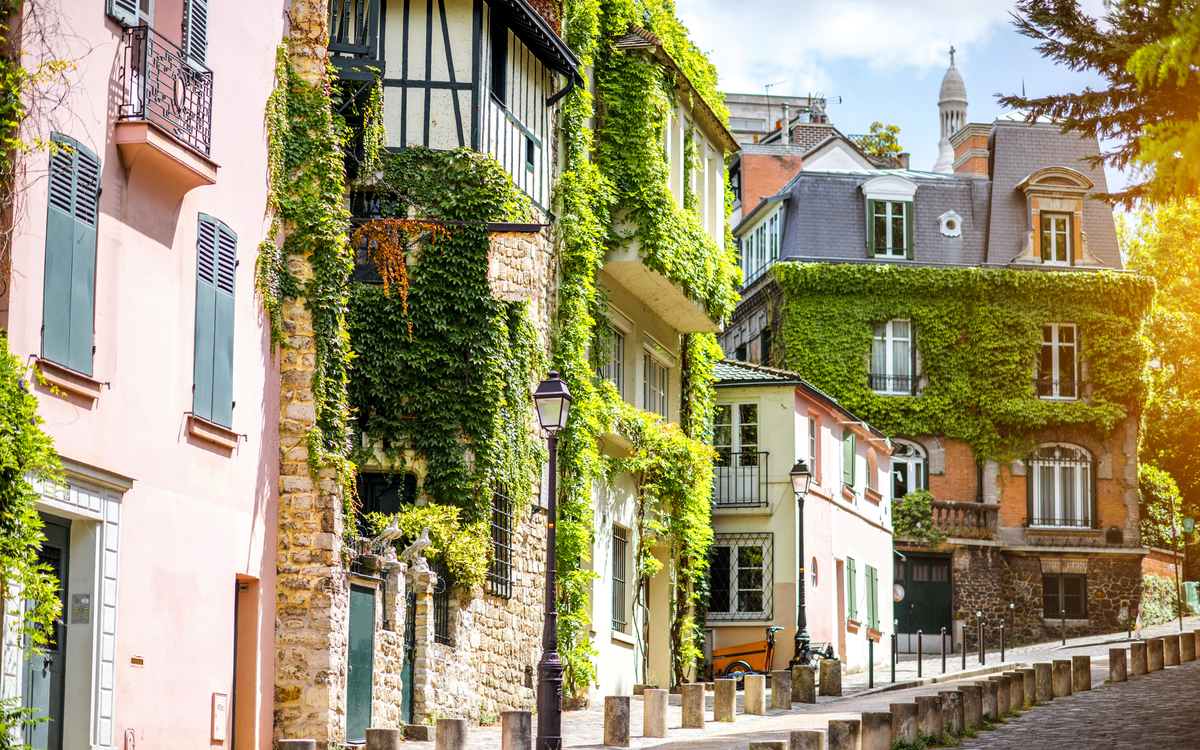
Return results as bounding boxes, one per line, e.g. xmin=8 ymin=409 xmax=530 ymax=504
xmin=905 ymin=201 xmax=915 ymax=260
xmin=210 ymin=225 xmax=237 ymax=427
xmin=42 ymin=134 xmax=99 ymax=376
xmin=183 ymin=0 xmax=209 ymax=65
xmin=193 ymin=215 xmax=236 ymax=426
xmin=866 ymin=565 xmax=878 ymax=629
xmin=105 ymin=0 xmax=138 ymax=26
xmin=847 ymin=557 xmax=858 ymax=621
xmin=842 ymin=432 xmax=855 ymax=487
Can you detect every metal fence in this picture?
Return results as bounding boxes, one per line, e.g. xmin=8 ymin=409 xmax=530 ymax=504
xmin=868 ymin=373 xmax=914 ymax=394
xmin=486 ymin=492 xmax=514 ymax=599
xmin=612 ymin=526 xmax=628 ymax=633
xmin=119 ymin=26 xmax=213 ymax=156
xmin=712 ymin=451 xmax=768 ymax=508
xmin=432 ymin=559 xmax=454 ymax=645
xmin=1036 ymin=378 xmax=1083 ymax=399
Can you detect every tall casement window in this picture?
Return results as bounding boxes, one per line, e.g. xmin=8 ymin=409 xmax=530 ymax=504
xmin=42 ymin=133 xmax=101 ymax=376
xmin=846 ymin=556 xmax=858 ymax=621
xmin=707 ymin=533 xmax=773 ymax=620
xmin=1040 ymin=213 xmax=1071 ymax=264
xmin=841 ymin=430 xmax=856 ymax=488
xmin=741 ymin=208 xmax=781 ymax=285
xmin=713 ymin=403 xmax=764 ymax=507
xmin=1041 ymin=560 xmax=1087 ymax=619
xmin=192 ymin=214 xmax=237 ymax=428
xmin=870 ymin=200 xmax=913 ymax=258
xmin=643 ymin=352 xmax=669 ymax=418
xmin=355 ymin=472 xmax=416 ymax=536
xmin=611 ymin=525 xmax=629 ymax=633
xmin=595 ymin=325 xmax=626 ymax=399
xmin=808 ymin=415 xmax=819 ymax=476
xmin=1038 ymin=323 xmax=1078 ymax=400
xmin=487 ymin=491 xmax=514 ymax=598
xmin=870 ymin=319 xmax=916 ymax=394
xmin=892 ymin=439 xmax=927 ymax=499
xmin=1027 ymin=444 xmax=1095 ymax=528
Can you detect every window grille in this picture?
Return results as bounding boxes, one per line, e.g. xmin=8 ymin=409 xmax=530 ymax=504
xmin=432 ymin=559 xmax=454 ymax=645
xmin=1042 ymin=572 xmax=1087 ymax=618
xmin=706 ymin=533 xmax=773 ymax=621
xmin=486 ymin=491 xmax=514 ymax=599
xmin=1027 ymin=444 xmax=1095 ymax=528
xmin=612 ymin=526 xmax=629 ymax=633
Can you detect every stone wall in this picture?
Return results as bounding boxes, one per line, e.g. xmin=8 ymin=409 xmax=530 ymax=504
xmin=950 ymin=544 xmax=1005 ymax=649
xmin=371 ymin=561 xmax=407 ymax=728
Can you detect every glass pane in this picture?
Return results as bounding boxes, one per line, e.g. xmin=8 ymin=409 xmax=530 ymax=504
xmin=713 ymin=425 xmax=732 ymax=449
xmin=1061 ymin=466 xmax=1075 ymax=523
xmin=1054 ymin=217 xmax=1068 ymax=262
xmin=893 ymin=463 xmax=910 ymax=498
xmin=1080 ymin=466 xmax=1091 ymax=525
xmin=1039 ymin=466 xmax=1055 ymax=523
xmin=893 ymin=336 xmax=910 ymax=380
xmin=709 ymin=547 xmax=731 ymax=612
xmin=913 ymin=564 xmax=929 ymax=581
xmin=739 ymin=403 xmax=757 ymax=425
xmin=740 ymin=423 xmax=758 ymax=450
xmin=1041 ymin=215 xmax=1052 ymax=261
xmin=871 ymin=334 xmax=886 ymax=379
xmin=714 ymin=405 xmax=731 ymax=426
xmin=891 ymin=320 xmax=910 ymax=341
xmin=1042 ymin=574 xmax=1060 ymax=617
xmin=874 ymin=214 xmax=887 ymax=252
xmin=894 ymin=562 xmax=905 ymax=581
xmin=891 ymin=205 xmax=906 ymax=255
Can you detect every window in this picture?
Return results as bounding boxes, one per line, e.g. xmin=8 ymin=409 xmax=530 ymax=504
xmin=192 ymin=214 xmax=238 ymax=428
xmin=643 ymin=352 xmax=669 ymax=418
xmin=490 ymin=13 xmax=507 ymax=105
xmin=841 ymin=431 xmax=856 ymax=488
xmin=525 ymin=135 xmax=535 ymax=170
xmin=865 ymin=564 xmax=879 ymax=629
xmin=1038 ymin=323 xmax=1078 ymax=400
xmin=847 ymin=556 xmax=858 ymax=621
xmin=713 ymin=404 xmax=764 ymax=506
xmin=759 ymin=328 xmax=772 ymax=367
xmin=355 ymin=472 xmax=417 ymax=536
xmin=487 ymin=492 xmax=515 ymax=598
xmin=1040 ymin=214 xmax=1071 ymax=264
xmin=808 ymin=416 xmax=819 ymax=476
xmin=871 ymin=200 xmax=911 ymax=258
xmin=42 ymin=133 xmax=100 ymax=377
xmin=707 ymin=533 xmax=773 ymax=620
xmin=1028 ymin=444 xmax=1094 ymax=528
xmin=892 ymin=440 xmax=926 ymax=499
xmin=870 ymin=319 xmax=914 ymax=394
xmin=612 ymin=525 xmax=629 ymax=633
xmin=741 ymin=208 xmax=781 ymax=285
xmin=431 ymin=559 xmax=454 ymax=645
xmin=595 ymin=325 xmax=625 ymax=399
xmin=1043 ymin=573 xmax=1087 ymax=619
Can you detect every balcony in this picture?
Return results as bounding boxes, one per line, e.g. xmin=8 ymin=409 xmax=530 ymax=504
xmin=329 ymin=0 xmax=382 ymax=81
xmin=1026 ymin=516 xmax=1097 ymax=530
xmin=712 ymin=451 xmax=768 ymax=508
xmin=1037 ymin=378 xmax=1084 ymax=400
xmin=869 ymin=373 xmax=915 ymax=395
xmin=603 ymin=242 xmax=721 ymax=334
xmin=930 ymin=499 xmax=997 ymax=539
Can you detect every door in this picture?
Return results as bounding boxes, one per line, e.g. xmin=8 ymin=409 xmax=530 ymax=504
xmin=400 ymin=588 xmax=416 ymax=725
xmin=346 ymin=584 xmax=375 ymax=742
xmin=23 ymin=515 xmax=70 ymax=750
xmin=894 ymin=554 xmax=952 ymax=653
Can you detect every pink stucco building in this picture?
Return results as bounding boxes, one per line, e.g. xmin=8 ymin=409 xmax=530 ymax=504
xmin=0 ymin=2 xmax=284 ymax=748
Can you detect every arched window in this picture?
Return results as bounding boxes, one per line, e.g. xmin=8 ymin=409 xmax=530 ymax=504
xmin=1028 ymin=444 xmax=1094 ymax=528
xmin=892 ymin=439 xmax=927 ymax=499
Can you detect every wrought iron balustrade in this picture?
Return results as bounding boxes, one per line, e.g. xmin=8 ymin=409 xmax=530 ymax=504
xmin=930 ymin=499 xmax=998 ymax=538
xmin=1036 ymin=378 xmax=1084 ymax=400
xmin=1027 ymin=516 xmax=1097 ymax=529
xmin=329 ymin=0 xmax=381 ymax=80
xmin=869 ymin=373 xmax=915 ymax=394
xmin=119 ymin=26 xmax=213 ymax=156
xmin=712 ymin=451 xmax=768 ymax=508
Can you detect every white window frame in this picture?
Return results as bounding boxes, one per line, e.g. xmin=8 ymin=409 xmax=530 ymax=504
xmin=739 ymin=205 xmax=783 ymax=285
xmin=1040 ymin=213 xmax=1071 ymax=265
xmin=891 ymin=439 xmax=926 ymax=499
xmin=706 ymin=533 xmax=773 ymax=621
xmin=643 ymin=350 xmax=670 ymax=418
xmin=1029 ymin=443 xmax=1093 ymax=529
xmin=870 ymin=319 xmax=914 ymax=395
xmin=872 ymin=200 xmax=909 ymax=257
xmin=1039 ymin=323 xmax=1078 ymax=401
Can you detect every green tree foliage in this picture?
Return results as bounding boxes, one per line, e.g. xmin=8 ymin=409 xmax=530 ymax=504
xmin=363 ymin=505 xmax=489 ymax=586
xmin=855 ymin=121 xmax=903 ymax=157
xmin=1002 ymin=0 xmax=1200 ymax=207
xmin=1139 ymin=464 xmax=1182 ymax=549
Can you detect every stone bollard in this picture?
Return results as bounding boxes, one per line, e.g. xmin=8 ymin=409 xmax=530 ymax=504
xmin=890 ymin=702 xmax=919 ymax=742
xmin=958 ymin=686 xmax=982 ymax=729
xmin=749 ymin=743 xmax=788 ymax=750
xmin=604 ymin=696 xmax=630 ymax=747
xmin=989 ymin=675 xmax=1011 ymax=716
xmin=366 ymin=729 xmax=403 ymax=750
xmin=939 ymin=690 xmax=964 ymax=736
xmin=861 ymin=712 xmax=892 ymax=750
xmin=500 ymin=712 xmax=530 ymax=750
xmin=1109 ymin=648 xmax=1128 ymax=682
xmin=1164 ymin=634 xmax=1181 ymax=666
xmin=1034 ymin=662 xmax=1053 ymax=702
xmin=745 ymin=674 xmax=767 ymax=715
xmin=714 ymin=679 xmax=736 ymax=722
xmin=1182 ymin=631 xmax=1196 ymax=662
xmin=916 ymin=695 xmax=943 ymax=742
xmin=278 ymin=742 xmax=316 ymax=750
xmin=772 ymin=670 xmax=793 ymax=710
xmin=681 ymin=683 xmax=705 ymax=729
xmin=1131 ymin=641 xmax=1148 ymax=675
xmin=1149 ymin=638 xmax=1165 ymax=671
xmin=1072 ymin=655 xmax=1092 ymax=692
xmin=791 ymin=730 xmax=828 ymax=750
xmin=1052 ymin=660 xmax=1072 ymax=697
xmin=435 ymin=719 xmax=468 ymax=750
xmin=827 ymin=719 xmax=861 ymax=750
xmin=643 ymin=689 xmax=668 ymax=738
xmin=975 ymin=680 xmax=998 ymax=719
xmin=819 ymin=659 xmax=843 ymax=696
xmin=1018 ymin=669 xmax=1036 ymax=706
xmin=1003 ymin=671 xmax=1025 ymax=709
xmin=792 ymin=665 xmax=817 ymax=704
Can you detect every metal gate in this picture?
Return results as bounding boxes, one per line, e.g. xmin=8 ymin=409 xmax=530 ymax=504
xmin=894 ymin=554 xmax=952 ymax=653
xmin=400 ymin=588 xmax=416 ymax=725
xmin=346 ymin=584 xmax=375 ymax=742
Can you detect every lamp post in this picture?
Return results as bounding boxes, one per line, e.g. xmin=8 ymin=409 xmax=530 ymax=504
xmin=533 ymin=371 xmax=572 ymax=750
xmin=789 ymin=459 xmax=813 ymax=667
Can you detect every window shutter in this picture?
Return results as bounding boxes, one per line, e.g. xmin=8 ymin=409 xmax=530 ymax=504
xmin=847 ymin=557 xmax=858 ymax=621
xmin=842 ymin=432 xmax=856 ymax=486
xmin=210 ymin=224 xmax=237 ymax=427
xmin=905 ymin=201 xmax=915 ymax=260
xmin=866 ymin=565 xmax=878 ymax=629
xmin=1068 ymin=214 xmax=1075 ymax=266
xmin=193 ymin=215 xmax=236 ymax=427
xmin=105 ymin=0 xmax=138 ymax=26
xmin=183 ymin=0 xmax=209 ymax=65
xmin=866 ymin=200 xmax=876 ymax=255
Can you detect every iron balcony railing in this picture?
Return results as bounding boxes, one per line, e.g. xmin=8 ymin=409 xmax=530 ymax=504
xmin=712 ymin=451 xmax=768 ymax=508
xmin=869 ymin=373 xmax=915 ymax=394
xmin=1027 ymin=516 xmax=1097 ymax=529
xmin=119 ymin=25 xmax=213 ymax=156
xmin=1036 ymin=378 xmax=1084 ymax=400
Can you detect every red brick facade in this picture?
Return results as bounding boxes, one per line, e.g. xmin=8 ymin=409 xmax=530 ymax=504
xmin=740 ymin=152 xmax=803 ymax=209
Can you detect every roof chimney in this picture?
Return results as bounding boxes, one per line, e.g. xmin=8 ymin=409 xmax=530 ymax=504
xmin=780 ymin=102 xmax=790 ymax=142
xmin=897 ymin=152 xmax=910 ymax=169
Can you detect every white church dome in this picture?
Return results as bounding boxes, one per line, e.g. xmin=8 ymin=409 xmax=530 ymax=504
xmin=939 ymin=62 xmax=967 ymax=105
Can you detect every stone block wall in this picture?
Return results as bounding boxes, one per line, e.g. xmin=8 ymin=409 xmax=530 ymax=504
xmin=950 ymin=545 xmax=1005 ymax=649
xmin=371 ymin=561 xmax=407 ymax=728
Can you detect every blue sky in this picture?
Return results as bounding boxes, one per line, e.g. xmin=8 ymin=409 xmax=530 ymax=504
xmin=679 ymin=0 xmax=1128 ymax=192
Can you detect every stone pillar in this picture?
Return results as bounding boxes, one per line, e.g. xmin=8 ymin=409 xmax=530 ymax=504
xmin=1072 ymin=655 xmax=1091 ymax=691
xmin=1034 ymin=663 xmax=1053 ymax=702
xmin=501 ymin=712 xmax=530 ymax=750
xmin=939 ymin=691 xmax=963 ymax=735
xmin=604 ymin=696 xmax=630 ymax=747
xmin=1018 ymin=669 xmax=1036 ymax=706
xmin=916 ymin=695 xmax=942 ymax=741
xmin=792 ymin=665 xmax=816 ymax=704
xmin=745 ymin=674 xmax=767 ymax=715
xmin=1109 ymin=648 xmax=1127 ymax=682
xmin=681 ymin=683 xmax=705 ymax=729
xmin=1181 ymin=632 xmax=1195 ymax=662
xmin=643 ymin=689 xmax=668 ymax=738
xmin=975 ymin=680 xmax=998 ymax=719
xmin=890 ymin=702 xmax=919 ymax=742
xmin=819 ymin=659 xmax=842 ymax=696
xmin=958 ymin=686 xmax=982 ymax=729
xmin=713 ymin=680 xmax=736 ymax=722
xmin=749 ymin=743 xmax=787 ymax=750
xmin=409 ymin=570 xmax=438 ymax=721
xmin=366 ymin=728 xmax=402 ymax=750
xmin=771 ymin=670 xmax=792 ymax=709
xmin=1002 ymin=671 xmax=1024 ymax=709
xmin=790 ymin=731 xmax=827 ymax=750
xmin=828 ymin=719 xmax=861 ymax=750
xmin=860 ymin=712 xmax=892 ymax=750
xmin=988 ymin=675 xmax=1011 ymax=715
xmin=1131 ymin=642 xmax=1148 ymax=675
xmin=1051 ymin=660 xmax=1072 ymax=697
xmin=434 ymin=718 xmax=467 ymax=750
xmin=1149 ymin=638 xmax=1165 ymax=671
xmin=1164 ymin=634 xmax=1181 ymax=666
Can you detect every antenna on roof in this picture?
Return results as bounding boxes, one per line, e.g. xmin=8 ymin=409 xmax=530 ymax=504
xmin=764 ymin=80 xmax=788 ymax=134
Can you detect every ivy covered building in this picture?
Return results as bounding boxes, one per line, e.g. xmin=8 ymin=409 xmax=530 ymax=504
xmin=720 ymin=57 xmax=1154 ymax=651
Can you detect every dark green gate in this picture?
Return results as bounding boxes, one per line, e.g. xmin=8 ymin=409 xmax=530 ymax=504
xmin=23 ymin=515 xmax=70 ymax=750
xmin=346 ymin=584 xmax=375 ymax=742
xmin=400 ymin=588 xmax=416 ymax=724
xmin=894 ymin=553 xmax=952 ymax=653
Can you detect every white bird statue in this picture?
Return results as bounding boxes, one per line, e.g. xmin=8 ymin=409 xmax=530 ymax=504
xmin=402 ymin=526 xmax=434 ymax=572
xmin=374 ymin=517 xmax=404 ymax=544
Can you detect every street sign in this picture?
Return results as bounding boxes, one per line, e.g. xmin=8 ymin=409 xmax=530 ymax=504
xmin=1184 ymin=518 xmax=1195 ymax=533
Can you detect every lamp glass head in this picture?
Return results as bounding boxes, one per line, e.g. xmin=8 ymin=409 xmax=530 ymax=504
xmin=534 ymin=370 xmax=573 ymax=433
xmin=789 ymin=458 xmax=813 ymax=496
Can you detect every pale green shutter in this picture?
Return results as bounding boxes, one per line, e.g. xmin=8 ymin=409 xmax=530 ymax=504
xmin=866 ymin=565 xmax=878 ymax=629
xmin=193 ymin=215 xmax=236 ymax=427
xmin=905 ymin=201 xmax=915 ymax=260
xmin=847 ymin=557 xmax=858 ymax=621
xmin=842 ymin=432 xmax=856 ymax=486
xmin=211 ymin=223 xmax=237 ymax=427
xmin=105 ymin=0 xmax=138 ymax=25
xmin=183 ymin=0 xmax=209 ymax=65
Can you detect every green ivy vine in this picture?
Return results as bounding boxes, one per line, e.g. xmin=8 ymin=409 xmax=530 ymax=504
xmin=773 ymin=263 xmax=1154 ymax=461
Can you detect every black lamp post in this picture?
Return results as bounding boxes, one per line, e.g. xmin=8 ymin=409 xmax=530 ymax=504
xmin=789 ymin=459 xmax=814 ymax=667
xmin=533 ymin=371 xmax=571 ymax=750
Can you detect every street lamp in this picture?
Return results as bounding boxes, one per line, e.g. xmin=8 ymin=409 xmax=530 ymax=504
xmin=789 ymin=459 xmax=813 ymax=667
xmin=533 ymin=371 xmax=572 ymax=750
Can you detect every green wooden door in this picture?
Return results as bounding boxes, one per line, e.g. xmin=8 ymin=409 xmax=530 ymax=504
xmin=346 ymin=585 xmax=375 ymax=742
xmin=895 ymin=554 xmax=952 ymax=649
xmin=23 ymin=516 xmax=70 ymax=750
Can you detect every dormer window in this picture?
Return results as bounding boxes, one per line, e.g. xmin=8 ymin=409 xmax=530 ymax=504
xmin=1041 ymin=214 xmax=1071 ymax=264
xmin=861 ymin=174 xmax=918 ymax=261
xmin=1013 ymin=167 xmax=1104 ymax=267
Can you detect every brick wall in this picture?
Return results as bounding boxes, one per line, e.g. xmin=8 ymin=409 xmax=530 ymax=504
xmin=1143 ymin=548 xmax=1184 ymax=579
xmin=741 ymin=152 xmax=803 ymax=210
xmin=928 ymin=439 xmax=978 ymax=503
